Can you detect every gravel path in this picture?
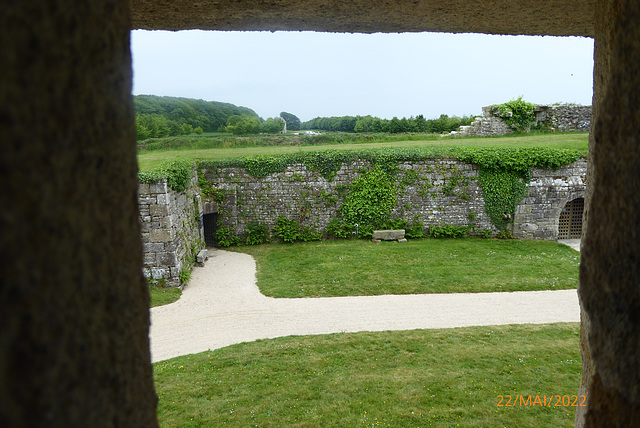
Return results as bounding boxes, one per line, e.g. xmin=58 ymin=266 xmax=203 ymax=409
xmin=150 ymin=247 xmax=580 ymax=362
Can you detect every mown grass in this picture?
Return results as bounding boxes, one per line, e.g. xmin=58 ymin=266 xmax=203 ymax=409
xmin=233 ymin=238 xmax=580 ymax=297
xmin=154 ymin=323 xmax=581 ymax=427
xmin=137 ymin=132 xmax=588 ymax=171
xmin=149 ymin=285 xmax=182 ymax=307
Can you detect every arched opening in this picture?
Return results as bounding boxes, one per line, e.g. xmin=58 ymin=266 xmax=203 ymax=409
xmin=558 ymin=197 xmax=584 ymax=239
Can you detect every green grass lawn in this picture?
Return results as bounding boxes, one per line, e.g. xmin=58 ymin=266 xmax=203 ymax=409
xmin=233 ymin=238 xmax=580 ymax=297
xmin=154 ymin=323 xmax=582 ymax=427
xmin=149 ymin=285 xmax=182 ymax=307
xmin=137 ymin=132 xmax=588 ymax=171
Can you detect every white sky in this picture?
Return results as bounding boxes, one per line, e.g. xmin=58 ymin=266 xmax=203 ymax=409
xmin=131 ymin=30 xmax=594 ymax=122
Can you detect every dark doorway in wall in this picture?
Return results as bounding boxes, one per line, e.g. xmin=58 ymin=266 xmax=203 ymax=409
xmin=558 ymin=197 xmax=584 ymax=239
xmin=203 ymin=213 xmax=218 ymax=246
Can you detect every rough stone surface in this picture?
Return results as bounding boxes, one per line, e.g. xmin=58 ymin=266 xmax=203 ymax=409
xmin=577 ymin=0 xmax=640 ymax=426
xmin=200 ymin=159 xmax=586 ymax=242
xmin=139 ymin=174 xmax=205 ymax=286
xmin=458 ymin=105 xmax=591 ymax=137
xmin=514 ymin=160 xmax=587 ymax=240
xmin=1 ymin=1 xmax=158 ymax=426
xmin=130 ymin=0 xmax=595 ymax=37
xmin=203 ymin=160 xmax=497 ymax=238
xmin=372 ymin=230 xmax=406 ymax=241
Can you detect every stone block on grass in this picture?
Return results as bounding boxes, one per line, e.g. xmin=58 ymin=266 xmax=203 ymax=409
xmin=372 ymin=229 xmax=405 ymax=241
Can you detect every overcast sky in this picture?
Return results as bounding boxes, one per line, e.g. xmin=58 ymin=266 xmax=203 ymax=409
xmin=131 ymin=30 xmax=594 ymax=122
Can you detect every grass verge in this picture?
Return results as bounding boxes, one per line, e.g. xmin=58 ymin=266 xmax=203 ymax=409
xmin=137 ymin=132 xmax=588 ymax=171
xmin=149 ymin=285 xmax=182 ymax=307
xmin=154 ymin=323 xmax=581 ymax=427
xmin=233 ymin=238 xmax=580 ymax=297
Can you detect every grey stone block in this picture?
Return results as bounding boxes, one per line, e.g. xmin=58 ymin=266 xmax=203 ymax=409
xmin=149 ymin=229 xmax=172 ymax=242
xmin=372 ymin=230 xmax=405 ymax=241
xmin=196 ymin=249 xmax=208 ymax=266
xmin=157 ymin=252 xmax=177 ymax=266
xmin=150 ymin=204 xmax=169 ymax=217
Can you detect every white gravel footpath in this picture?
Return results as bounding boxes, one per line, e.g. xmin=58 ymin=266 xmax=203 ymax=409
xmin=150 ymin=249 xmax=580 ymax=362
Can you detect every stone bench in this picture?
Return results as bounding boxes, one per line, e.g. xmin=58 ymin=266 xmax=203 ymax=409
xmin=196 ymin=249 xmax=208 ymax=267
xmin=372 ymin=229 xmax=407 ymax=243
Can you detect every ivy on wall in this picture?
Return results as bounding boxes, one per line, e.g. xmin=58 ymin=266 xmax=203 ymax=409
xmin=490 ymin=97 xmax=536 ymax=133
xmin=138 ymin=158 xmax=192 ymax=192
xmin=476 ymin=169 xmax=527 ymax=230
xmin=456 ymin=147 xmax=582 ymax=230
xmin=141 ymin=146 xmax=583 ymax=242
xmin=338 ymin=165 xmax=399 ymax=235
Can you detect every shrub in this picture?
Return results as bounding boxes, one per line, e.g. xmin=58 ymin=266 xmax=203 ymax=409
xmin=478 ymin=228 xmax=493 ymax=239
xmin=496 ymin=229 xmax=514 ymax=239
xmin=405 ymin=221 xmax=425 ymax=239
xmin=178 ymin=268 xmax=191 ymax=284
xmin=245 ymin=221 xmax=269 ymax=245
xmin=273 ymin=216 xmax=321 ymax=243
xmin=428 ymin=224 xmax=472 ymax=239
xmin=273 ymin=217 xmax=300 ymax=243
xmin=492 ymin=97 xmax=536 ymax=133
xmin=325 ymin=218 xmax=353 ymax=239
xmin=215 ymin=226 xmax=240 ymax=247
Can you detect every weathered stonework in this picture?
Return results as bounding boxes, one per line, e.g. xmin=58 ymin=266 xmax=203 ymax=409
xmin=514 ymin=159 xmax=587 ymax=240
xmin=546 ymin=105 xmax=592 ymax=132
xmin=458 ymin=105 xmax=592 ymax=137
xmin=193 ymin=159 xmax=587 ymax=242
xmin=202 ymin=160 xmax=496 ymax=238
xmin=138 ymin=174 xmax=205 ymax=286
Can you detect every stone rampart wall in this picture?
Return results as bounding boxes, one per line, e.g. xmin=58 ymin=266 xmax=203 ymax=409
xmin=202 ymin=160 xmax=495 ymax=237
xmin=139 ymin=159 xmax=586 ymax=285
xmin=202 ymin=159 xmax=587 ymax=242
xmin=513 ymin=159 xmax=587 ymax=239
xmin=138 ymin=175 xmax=204 ymax=286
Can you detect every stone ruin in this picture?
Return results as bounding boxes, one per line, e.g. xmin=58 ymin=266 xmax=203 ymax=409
xmin=451 ymin=104 xmax=591 ymax=137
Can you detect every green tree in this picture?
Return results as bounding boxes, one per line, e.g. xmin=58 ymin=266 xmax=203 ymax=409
xmin=225 ymin=114 xmax=261 ymax=135
xmin=262 ymin=117 xmax=285 ymax=133
xmin=279 ymin=112 xmax=301 ymax=131
xmin=133 ymin=95 xmax=261 ymax=138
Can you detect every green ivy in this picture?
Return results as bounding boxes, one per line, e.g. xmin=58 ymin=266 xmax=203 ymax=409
xmin=197 ymin=175 xmax=226 ymax=203
xmin=138 ymin=159 xmax=193 ymax=192
xmin=477 ymin=169 xmax=528 ymax=230
xmin=491 ymin=97 xmax=536 ymax=133
xmin=339 ymin=166 xmax=398 ymax=230
xmin=195 ymin=146 xmax=583 ymax=234
xmin=455 ymin=147 xmax=582 ymax=230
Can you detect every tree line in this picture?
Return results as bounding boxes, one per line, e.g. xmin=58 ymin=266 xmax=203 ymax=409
xmin=134 ymin=95 xmax=474 ymax=139
xmin=134 ymin=95 xmax=303 ymax=139
xmin=134 ymin=95 xmax=259 ymax=139
xmin=301 ymin=114 xmax=474 ymax=134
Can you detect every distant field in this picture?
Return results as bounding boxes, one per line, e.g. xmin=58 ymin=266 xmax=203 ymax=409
xmin=137 ymin=132 xmax=588 ymax=171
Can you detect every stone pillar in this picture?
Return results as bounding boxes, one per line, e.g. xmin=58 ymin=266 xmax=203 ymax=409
xmin=0 ymin=1 xmax=157 ymax=426
xmin=577 ymin=0 xmax=640 ymax=426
